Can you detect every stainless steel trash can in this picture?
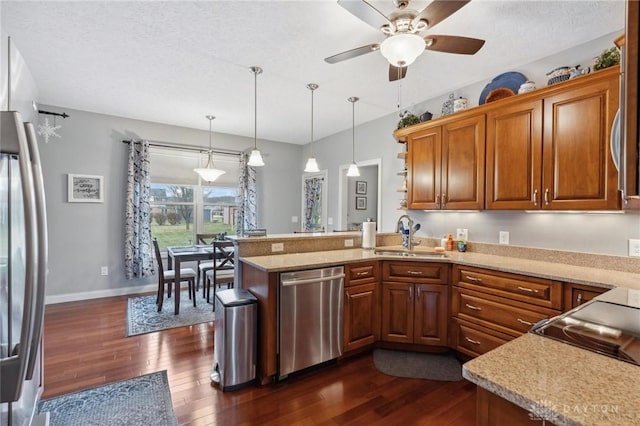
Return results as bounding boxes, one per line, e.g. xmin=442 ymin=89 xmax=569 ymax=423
xmin=211 ymin=288 xmax=257 ymax=391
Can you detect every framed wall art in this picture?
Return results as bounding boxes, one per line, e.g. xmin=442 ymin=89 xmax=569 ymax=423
xmin=356 ymin=196 xmax=367 ymax=210
xmin=68 ymin=174 xmax=104 ymax=203
xmin=355 ymin=181 xmax=367 ymax=195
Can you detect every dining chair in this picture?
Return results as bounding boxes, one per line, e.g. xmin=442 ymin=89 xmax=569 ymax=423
xmin=153 ymin=238 xmax=197 ymax=312
xmin=195 ymin=233 xmax=218 ymax=291
xmin=205 ymin=240 xmax=235 ymax=304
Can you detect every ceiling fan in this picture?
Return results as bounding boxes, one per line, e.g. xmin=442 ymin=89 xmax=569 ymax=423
xmin=325 ymin=0 xmax=485 ymax=81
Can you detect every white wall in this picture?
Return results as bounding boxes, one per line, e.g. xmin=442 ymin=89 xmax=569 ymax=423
xmin=347 ymin=165 xmax=378 ymax=225
xmin=307 ymin=31 xmax=640 ymax=257
xmin=36 ymin=106 xmax=301 ymax=299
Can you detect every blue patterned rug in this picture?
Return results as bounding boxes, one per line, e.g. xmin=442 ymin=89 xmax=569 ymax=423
xmin=126 ymin=291 xmax=215 ymax=336
xmin=38 ymin=371 xmax=178 ymax=426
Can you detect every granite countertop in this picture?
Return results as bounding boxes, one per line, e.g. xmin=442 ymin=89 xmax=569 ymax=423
xmin=239 ymin=247 xmax=640 ymax=290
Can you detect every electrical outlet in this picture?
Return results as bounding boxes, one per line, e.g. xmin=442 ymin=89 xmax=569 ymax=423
xmin=456 ymin=228 xmax=468 ymax=241
xmin=101 ymin=266 xmax=108 ymax=276
xmin=629 ymin=239 xmax=640 ymax=257
xmin=271 ymin=243 xmax=284 ymax=252
xmin=344 ymin=239 xmax=354 ymax=247
xmin=499 ymin=231 xmax=509 ymax=245
xmin=291 ymin=216 xmax=298 ymax=223
xmin=328 ymin=217 xmax=333 ymax=225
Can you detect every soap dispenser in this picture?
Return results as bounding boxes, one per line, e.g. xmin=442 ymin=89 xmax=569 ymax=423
xmin=446 ymin=234 xmax=455 ymax=251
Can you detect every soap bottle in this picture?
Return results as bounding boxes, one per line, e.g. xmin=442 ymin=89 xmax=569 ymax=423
xmin=440 ymin=236 xmax=448 ymax=248
xmin=446 ymin=234 xmax=455 ymax=251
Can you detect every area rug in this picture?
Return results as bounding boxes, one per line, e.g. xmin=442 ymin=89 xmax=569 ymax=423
xmin=126 ymin=291 xmax=215 ymax=337
xmin=373 ymin=349 xmax=463 ymax=381
xmin=37 ymin=371 xmax=178 ymax=426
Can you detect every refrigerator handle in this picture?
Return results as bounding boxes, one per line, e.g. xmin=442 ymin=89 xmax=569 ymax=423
xmin=24 ymin=122 xmax=48 ymax=380
xmin=0 ymin=112 xmax=37 ymax=403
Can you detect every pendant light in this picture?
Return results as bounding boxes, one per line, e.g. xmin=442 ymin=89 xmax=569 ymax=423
xmin=346 ymin=96 xmax=360 ymax=177
xmin=247 ymin=66 xmax=265 ymax=167
xmin=194 ymin=115 xmax=226 ymax=182
xmin=304 ymin=83 xmax=320 ymax=173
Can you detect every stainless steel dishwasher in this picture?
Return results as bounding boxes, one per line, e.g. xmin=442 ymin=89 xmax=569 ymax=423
xmin=279 ymin=266 xmax=344 ymax=378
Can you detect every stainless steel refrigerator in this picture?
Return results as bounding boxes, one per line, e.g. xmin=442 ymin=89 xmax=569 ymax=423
xmin=0 ymin=36 xmax=48 ymax=426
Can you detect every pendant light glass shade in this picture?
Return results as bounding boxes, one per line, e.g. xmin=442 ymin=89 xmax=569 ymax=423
xmin=247 ymin=66 xmax=265 ymax=167
xmin=304 ymin=83 xmax=320 ymax=173
xmin=194 ymin=115 xmax=226 ymax=182
xmin=346 ymin=96 xmax=360 ymax=177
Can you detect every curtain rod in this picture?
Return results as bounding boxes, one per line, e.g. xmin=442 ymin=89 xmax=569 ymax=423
xmin=122 ymin=139 xmax=242 ymax=157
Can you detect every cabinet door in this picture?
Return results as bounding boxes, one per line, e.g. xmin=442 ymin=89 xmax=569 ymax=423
xmin=343 ymin=282 xmax=379 ymax=352
xmin=543 ymin=75 xmax=620 ymax=209
xmin=414 ymin=284 xmax=448 ymax=346
xmin=441 ymin=114 xmax=486 ymax=209
xmin=486 ymin=99 xmax=543 ymax=209
xmin=563 ymin=282 xmax=609 ymax=311
xmin=407 ymin=126 xmax=441 ymax=209
xmin=381 ymin=282 xmax=413 ymax=343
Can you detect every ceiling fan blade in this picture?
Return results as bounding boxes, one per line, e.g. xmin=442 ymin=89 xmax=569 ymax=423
xmin=325 ymin=43 xmax=380 ymax=64
xmin=338 ymin=0 xmax=392 ymax=30
xmin=425 ymin=35 xmax=485 ymax=55
xmin=389 ymin=65 xmax=408 ymax=82
xmin=412 ymin=0 xmax=470 ymax=30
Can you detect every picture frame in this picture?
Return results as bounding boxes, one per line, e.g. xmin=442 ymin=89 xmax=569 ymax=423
xmin=355 ymin=196 xmax=367 ymax=210
xmin=68 ymin=174 xmax=104 ymax=203
xmin=355 ymin=181 xmax=367 ymax=195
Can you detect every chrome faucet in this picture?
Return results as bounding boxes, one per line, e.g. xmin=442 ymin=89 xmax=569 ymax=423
xmin=396 ymin=214 xmax=414 ymax=251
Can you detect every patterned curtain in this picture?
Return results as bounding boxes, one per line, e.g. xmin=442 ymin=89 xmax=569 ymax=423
xmin=124 ymin=140 xmax=154 ymax=279
xmin=304 ymin=177 xmax=323 ymax=231
xmin=237 ymin=153 xmax=257 ymax=235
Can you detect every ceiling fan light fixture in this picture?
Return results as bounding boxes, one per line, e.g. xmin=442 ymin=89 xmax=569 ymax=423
xmin=380 ymin=33 xmax=425 ymax=66
xmin=194 ymin=115 xmax=226 ymax=182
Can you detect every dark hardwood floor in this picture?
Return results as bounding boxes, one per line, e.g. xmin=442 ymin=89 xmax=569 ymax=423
xmin=42 ymin=293 xmax=476 ymax=425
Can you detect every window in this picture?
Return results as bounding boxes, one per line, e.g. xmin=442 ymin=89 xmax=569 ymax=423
xmin=149 ymin=147 xmax=240 ymax=249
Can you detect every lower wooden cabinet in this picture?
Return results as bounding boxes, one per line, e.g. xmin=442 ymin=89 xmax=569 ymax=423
xmin=476 ymin=387 xmax=557 ymax=426
xmin=563 ymin=282 xmax=609 ymax=311
xmin=451 ymin=318 xmax=511 ymax=358
xmin=343 ymin=282 xmax=379 ymax=352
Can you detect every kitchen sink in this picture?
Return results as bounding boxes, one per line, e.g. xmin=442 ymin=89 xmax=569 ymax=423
xmin=373 ymin=248 xmax=448 ymax=259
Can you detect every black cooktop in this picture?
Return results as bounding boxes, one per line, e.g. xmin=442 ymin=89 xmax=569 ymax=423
xmin=530 ymin=300 xmax=640 ymax=366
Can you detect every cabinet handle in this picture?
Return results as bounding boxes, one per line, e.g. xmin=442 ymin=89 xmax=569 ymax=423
xmin=442 ymin=193 xmax=447 ymax=207
xmin=407 ymin=270 xmax=423 ymax=276
xmin=533 ymin=189 xmax=538 ymax=206
xmin=577 ymin=292 xmax=583 ymax=305
xmin=517 ymin=286 xmax=539 ymax=293
xmin=409 ymin=286 xmax=413 ymax=300
xmin=416 ymin=287 xmax=421 ymax=300
xmin=435 ymin=194 xmax=440 ymax=208
xmin=355 ymin=271 xmax=369 ymax=277
xmin=464 ymin=337 xmax=481 ymax=345
xmin=517 ymin=318 xmax=533 ymax=326
xmin=544 ymin=188 xmax=550 ymax=205
xmin=465 ymin=303 xmax=482 ymax=311
xmin=466 ymin=276 xmax=483 ymax=283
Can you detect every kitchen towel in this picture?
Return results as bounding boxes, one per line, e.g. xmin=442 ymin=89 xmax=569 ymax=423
xmin=362 ymin=221 xmax=376 ymax=249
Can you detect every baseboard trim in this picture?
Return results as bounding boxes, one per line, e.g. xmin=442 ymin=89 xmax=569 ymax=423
xmin=45 ymin=284 xmax=158 ymax=305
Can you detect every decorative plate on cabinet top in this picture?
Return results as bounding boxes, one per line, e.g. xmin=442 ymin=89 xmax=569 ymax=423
xmin=479 ymin=71 xmax=527 ymax=105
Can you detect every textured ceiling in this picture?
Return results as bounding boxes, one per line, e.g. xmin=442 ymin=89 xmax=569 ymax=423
xmin=0 ymin=1 xmax=625 ymax=145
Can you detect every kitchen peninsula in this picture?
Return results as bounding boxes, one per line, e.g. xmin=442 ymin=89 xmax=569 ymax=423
xmin=234 ymin=232 xmax=640 ymax=401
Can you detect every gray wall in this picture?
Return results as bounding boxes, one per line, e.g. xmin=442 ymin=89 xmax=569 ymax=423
xmin=37 ymin=106 xmax=301 ymax=301
xmin=347 ymin=165 xmax=378 ymax=225
xmin=306 ymin=31 xmax=640 ymax=257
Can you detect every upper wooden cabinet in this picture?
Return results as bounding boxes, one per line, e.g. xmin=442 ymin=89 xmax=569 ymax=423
xmin=405 ymin=113 xmax=485 ymax=210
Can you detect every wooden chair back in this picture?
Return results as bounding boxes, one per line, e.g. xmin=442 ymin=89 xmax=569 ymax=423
xmin=196 ymin=233 xmax=219 ymax=245
xmin=152 ymin=238 xmax=164 ymax=278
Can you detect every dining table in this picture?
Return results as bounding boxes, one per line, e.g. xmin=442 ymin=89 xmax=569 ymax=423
xmin=166 ymin=245 xmax=215 ymax=315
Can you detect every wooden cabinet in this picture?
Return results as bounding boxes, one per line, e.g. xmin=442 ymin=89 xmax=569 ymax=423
xmin=476 ymin=387 xmax=557 ymax=426
xmin=381 ymin=262 xmax=449 ymax=346
xmin=563 ymin=282 xmax=609 ymax=311
xmin=450 ymin=265 xmax=562 ymax=357
xmin=486 ymin=68 xmax=620 ymax=210
xmin=405 ymin=113 xmax=485 ymax=210
xmin=343 ymin=261 xmax=380 ymax=353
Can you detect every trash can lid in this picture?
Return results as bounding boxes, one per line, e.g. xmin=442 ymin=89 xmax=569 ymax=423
xmin=215 ymin=288 xmax=257 ymax=306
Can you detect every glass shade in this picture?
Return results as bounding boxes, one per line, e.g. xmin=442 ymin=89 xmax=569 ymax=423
xmin=247 ymin=149 xmax=265 ymax=167
xmin=346 ymin=163 xmax=360 ymax=177
xmin=304 ymin=157 xmax=320 ymax=173
xmin=193 ymin=166 xmax=226 ymax=182
xmin=380 ymin=33 xmax=426 ymax=66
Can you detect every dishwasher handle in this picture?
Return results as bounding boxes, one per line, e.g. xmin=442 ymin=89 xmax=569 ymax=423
xmin=281 ymin=273 xmax=345 ymax=287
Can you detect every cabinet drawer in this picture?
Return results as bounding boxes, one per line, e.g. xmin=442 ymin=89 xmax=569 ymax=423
xmin=452 ymin=287 xmax=555 ymax=337
xmin=346 ymin=261 xmax=379 ymax=287
xmin=453 ymin=265 xmax=562 ymax=310
xmin=451 ymin=318 xmax=511 ymax=358
xmin=382 ymin=261 xmax=449 ymax=284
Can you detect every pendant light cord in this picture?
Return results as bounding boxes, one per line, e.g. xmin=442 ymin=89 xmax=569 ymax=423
xmin=206 ymin=115 xmax=215 ymax=167
xmin=254 ymin=69 xmax=257 ymax=150
xmin=307 ymin=83 xmax=318 ymax=157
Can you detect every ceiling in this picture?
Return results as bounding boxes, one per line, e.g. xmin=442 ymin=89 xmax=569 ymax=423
xmin=1 ymin=1 xmax=625 ymax=146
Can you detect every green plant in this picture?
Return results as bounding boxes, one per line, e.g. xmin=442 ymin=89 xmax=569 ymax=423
xmin=397 ymin=111 xmax=420 ymax=129
xmin=593 ymin=47 xmax=620 ymax=71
